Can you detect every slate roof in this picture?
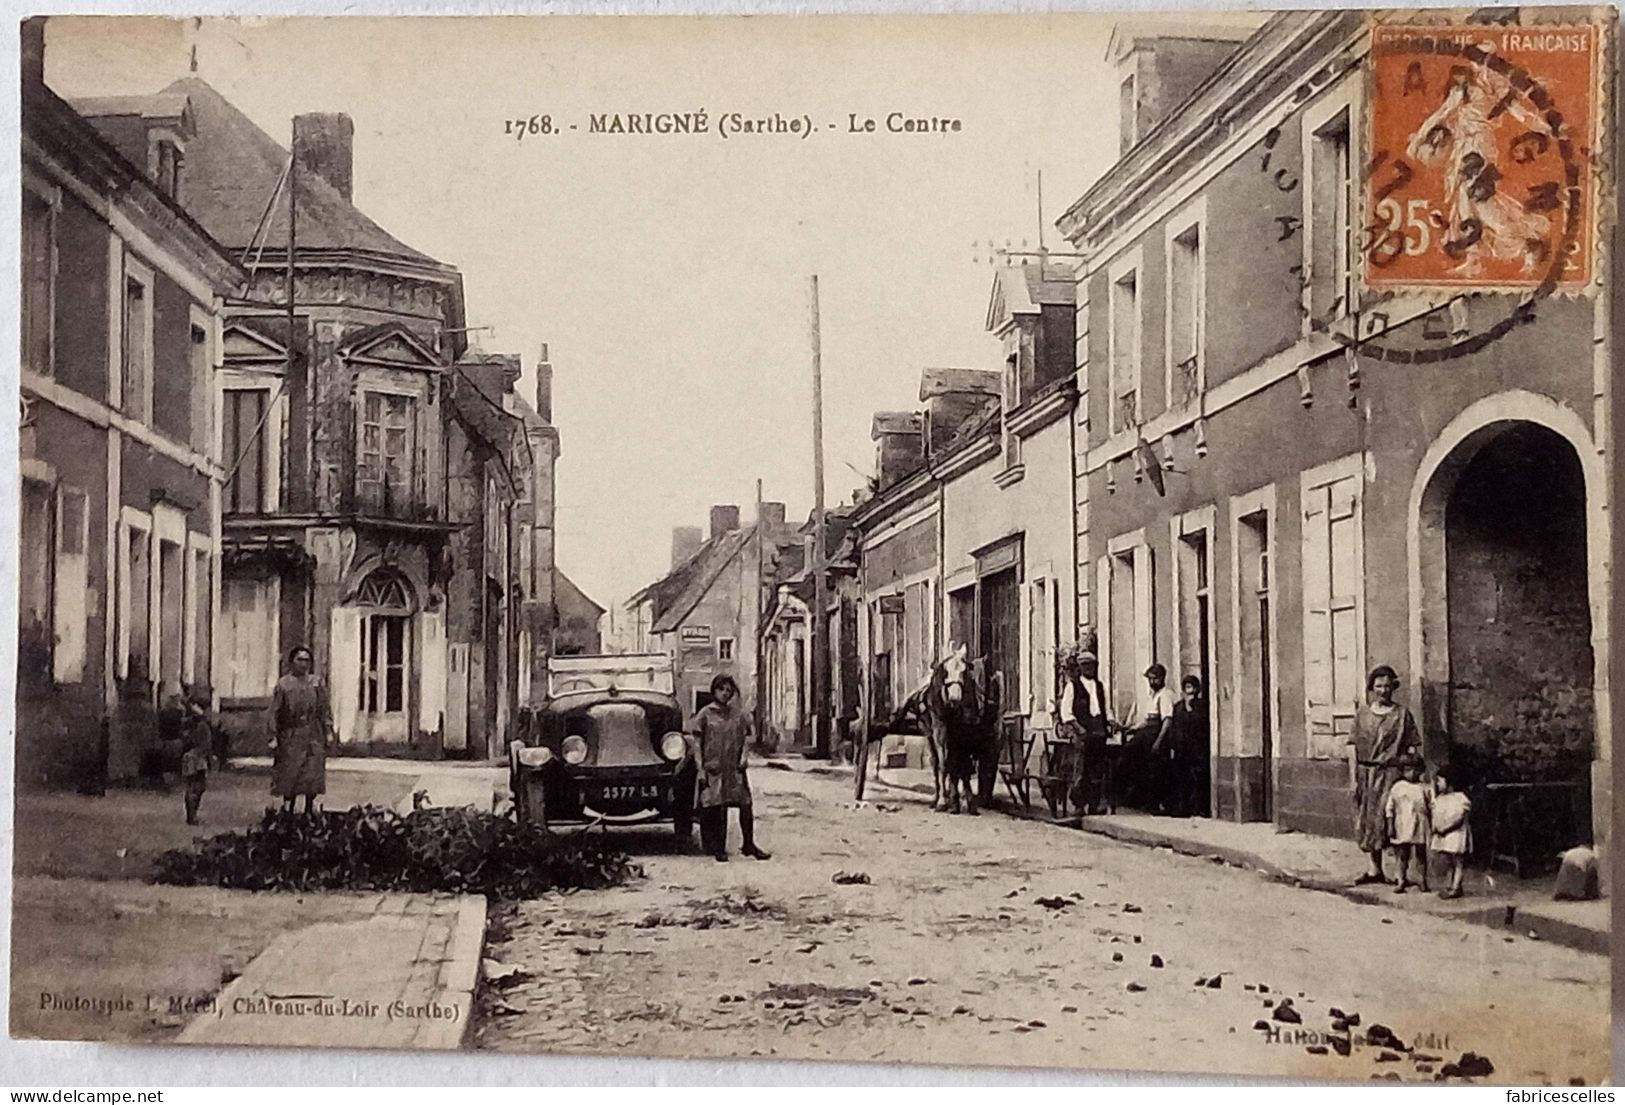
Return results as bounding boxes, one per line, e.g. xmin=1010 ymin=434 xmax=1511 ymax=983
xmin=650 ymin=528 xmax=755 ymax=634
xmin=77 ymin=78 xmax=442 ymax=265
xmin=557 ymin=569 xmax=606 ymax=618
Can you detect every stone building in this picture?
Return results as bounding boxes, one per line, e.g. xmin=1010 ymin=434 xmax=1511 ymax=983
xmin=1061 ymin=13 xmax=1613 ymax=856
xmin=18 ymin=29 xmax=244 ymax=786
xmin=622 ymin=503 xmax=797 ymax=719
xmin=76 ymin=78 xmax=523 ymax=758
xmin=553 ymin=570 xmax=606 ymax=656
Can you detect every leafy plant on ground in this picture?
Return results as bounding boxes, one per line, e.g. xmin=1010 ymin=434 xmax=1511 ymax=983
xmin=152 ymin=805 xmax=643 ymax=898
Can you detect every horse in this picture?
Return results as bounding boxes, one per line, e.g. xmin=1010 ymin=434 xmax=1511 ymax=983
xmin=920 ymin=644 xmax=1002 ymax=814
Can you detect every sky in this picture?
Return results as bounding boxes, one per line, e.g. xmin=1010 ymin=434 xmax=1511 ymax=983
xmin=44 ymin=12 xmax=1262 ymax=614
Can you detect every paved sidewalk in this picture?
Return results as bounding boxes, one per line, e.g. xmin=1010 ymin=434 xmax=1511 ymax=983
xmin=178 ymin=893 xmax=486 ymax=1050
xmin=774 ymin=756 xmax=1608 ymax=955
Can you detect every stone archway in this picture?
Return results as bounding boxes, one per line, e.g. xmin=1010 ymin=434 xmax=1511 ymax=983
xmin=1408 ymin=392 xmax=1608 ymax=855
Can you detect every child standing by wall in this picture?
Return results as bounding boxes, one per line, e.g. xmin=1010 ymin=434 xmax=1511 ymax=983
xmin=1430 ymin=773 xmax=1472 ymax=899
xmin=1384 ymin=756 xmax=1431 ymax=893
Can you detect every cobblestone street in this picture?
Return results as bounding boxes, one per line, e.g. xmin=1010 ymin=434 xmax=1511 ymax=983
xmin=475 ymin=766 xmax=1608 ymax=1083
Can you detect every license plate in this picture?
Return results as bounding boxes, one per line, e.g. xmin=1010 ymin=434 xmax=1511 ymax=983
xmin=591 ymin=783 xmax=661 ymax=803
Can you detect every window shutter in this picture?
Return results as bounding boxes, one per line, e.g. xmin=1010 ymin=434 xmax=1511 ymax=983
xmin=330 ymin=606 xmax=361 ymax=745
xmin=1303 ymin=486 xmax=1335 ymax=756
xmin=52 ymin=486 xmax=88 ymax=684
xmin=1133 ymin=544 xmax=1155 ymax=680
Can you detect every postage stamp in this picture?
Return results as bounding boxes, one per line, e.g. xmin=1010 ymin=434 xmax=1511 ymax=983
xmin=1364 ymin=21 xmax=1601 ymax=292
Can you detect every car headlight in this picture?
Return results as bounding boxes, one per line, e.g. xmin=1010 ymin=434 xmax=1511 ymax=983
xmin=660 ymin=732 xmax=688 ymax=761
xmin=516 ymin=746 xmax=553 ymax=768
xmin=561 ymin=735 xmax=589 ymax=765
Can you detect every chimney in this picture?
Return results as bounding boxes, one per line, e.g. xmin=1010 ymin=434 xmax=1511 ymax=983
xmin=21 ymin=17 xmax=44 ymax=89
xmin=534 ymin=343 xmax=553 ymax=423
xmin=671 ymin=526 xmax=703 ymax=568
xmin=292 ymin=113 xmax=354 ymax=202
xmin=918 ymin=367 xmax=1001 ymax=456
xmin=709 ymin=504 xmax=741 ymax=541
xmin=870 ymin=411 xmax=925 ymax=490
xmin=758 ymin=501 xmax=787 ymax=530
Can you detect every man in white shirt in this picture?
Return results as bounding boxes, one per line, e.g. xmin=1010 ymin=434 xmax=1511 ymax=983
xmin=1124 ymin=663 xmax=1176 ymax=812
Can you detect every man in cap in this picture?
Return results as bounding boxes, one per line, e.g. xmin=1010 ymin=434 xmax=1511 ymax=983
xmin=1125 ymin=662 xmax=1177 ymax=812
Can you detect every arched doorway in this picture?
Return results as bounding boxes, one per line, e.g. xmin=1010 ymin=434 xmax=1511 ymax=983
xmin=1413 ymin=406 xmax=1599 ymax=864
xmin=357 ymin=571 xmax=415 ymax=744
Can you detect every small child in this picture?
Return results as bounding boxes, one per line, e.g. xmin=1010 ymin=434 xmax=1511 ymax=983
xmin=1385 ymin=757 xmax=1431 ymax=893
xmin=1430 ymin=773 xmax=1472 ymax=899
xmin=180 ymin=689 xmax=214 ymax=826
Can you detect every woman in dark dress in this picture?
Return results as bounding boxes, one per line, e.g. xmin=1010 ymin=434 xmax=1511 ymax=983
xmin=270 ymin=646 xmax=331 ymax=815
xmin=1347 ymin=664 xmax=1422 ymax=886
xmin=1169 ymin=675 xmax=1211 ymax=817
xmin=691 ymin=674 xmax=769 ymax=862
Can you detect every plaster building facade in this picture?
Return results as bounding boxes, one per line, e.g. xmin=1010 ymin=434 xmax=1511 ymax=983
xmin=18 ymin=34 xmax=244 ymax=787
xmin=1062 ymin=13 xmax=1613 ymax=859
xmin=76 ymin=77 xmax=530 ymax=759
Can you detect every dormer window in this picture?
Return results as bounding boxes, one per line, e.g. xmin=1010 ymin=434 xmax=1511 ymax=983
xmin=1119 ymin=73 xmax=1137 ymax=154
xmin=152 ymin=139 xmax=184 ymax=201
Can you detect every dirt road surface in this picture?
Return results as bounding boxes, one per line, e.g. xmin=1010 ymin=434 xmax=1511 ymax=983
xmin=474 ymin=766 xmax=1607 ymax=1083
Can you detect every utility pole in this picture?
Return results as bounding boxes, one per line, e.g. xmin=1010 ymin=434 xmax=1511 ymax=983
xmin=754 ymin=476 xmax=767 ymax=752
xmin=809 ymin=275 xmax=830 ymax=759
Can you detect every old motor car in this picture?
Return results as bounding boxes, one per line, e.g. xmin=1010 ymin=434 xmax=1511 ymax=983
xmin=508 ymin=654 xmax=696 ymax=835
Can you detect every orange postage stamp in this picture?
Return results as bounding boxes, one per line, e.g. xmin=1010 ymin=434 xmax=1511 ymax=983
xmin=1364 ymin=21 xmax=1601 ymax=291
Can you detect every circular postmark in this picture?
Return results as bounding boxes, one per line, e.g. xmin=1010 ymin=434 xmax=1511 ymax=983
xmin=1304 ymin=23 xmax=1594 ymax=365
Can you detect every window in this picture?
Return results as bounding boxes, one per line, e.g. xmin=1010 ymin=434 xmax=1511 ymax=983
xmin=363 ymin=614 xmax=408 ymax=715
xmin=358 ymin=572 xmax=412 ymax=719
xmin=1176 ymin=527 xmax=1211 ymax=693
xmin=1002 ymin=352 xmax=1024 ymax=471
xmin=358 ymin=392 xmax=415 ymax=513
xmin=18 ymin=479 xmax=54 ymax=682
xmin=222 ymin=388 xmax=269 ymax=513
xmin=1302 ymin=459 xmax=1363 ymax=758
xmin=190 ymin=324 xmax=211 ymax=454
xmin=1109 ymin=263 xmax=1141 ymax=432
xmin=1308 ymin=105 xmax=1353 ymax=327
xmin=717 ymin=637 xmax=736 ymax=662
xmin=1167 ymin=219 xmax=1204 ymax=407
xmin=154 ymin=140 xmax=183 ymax=201
xmin=1119 ymin=73 xmax=1137 ymax=155
xmin=122 ymin=267 xmax=153 ymax=421
xmin=21 ymin=191 xmax=53 ymax=377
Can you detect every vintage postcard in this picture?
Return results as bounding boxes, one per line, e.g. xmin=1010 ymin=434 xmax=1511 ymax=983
xmin=10 ymin=6 xmax=1618 ymax=1084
